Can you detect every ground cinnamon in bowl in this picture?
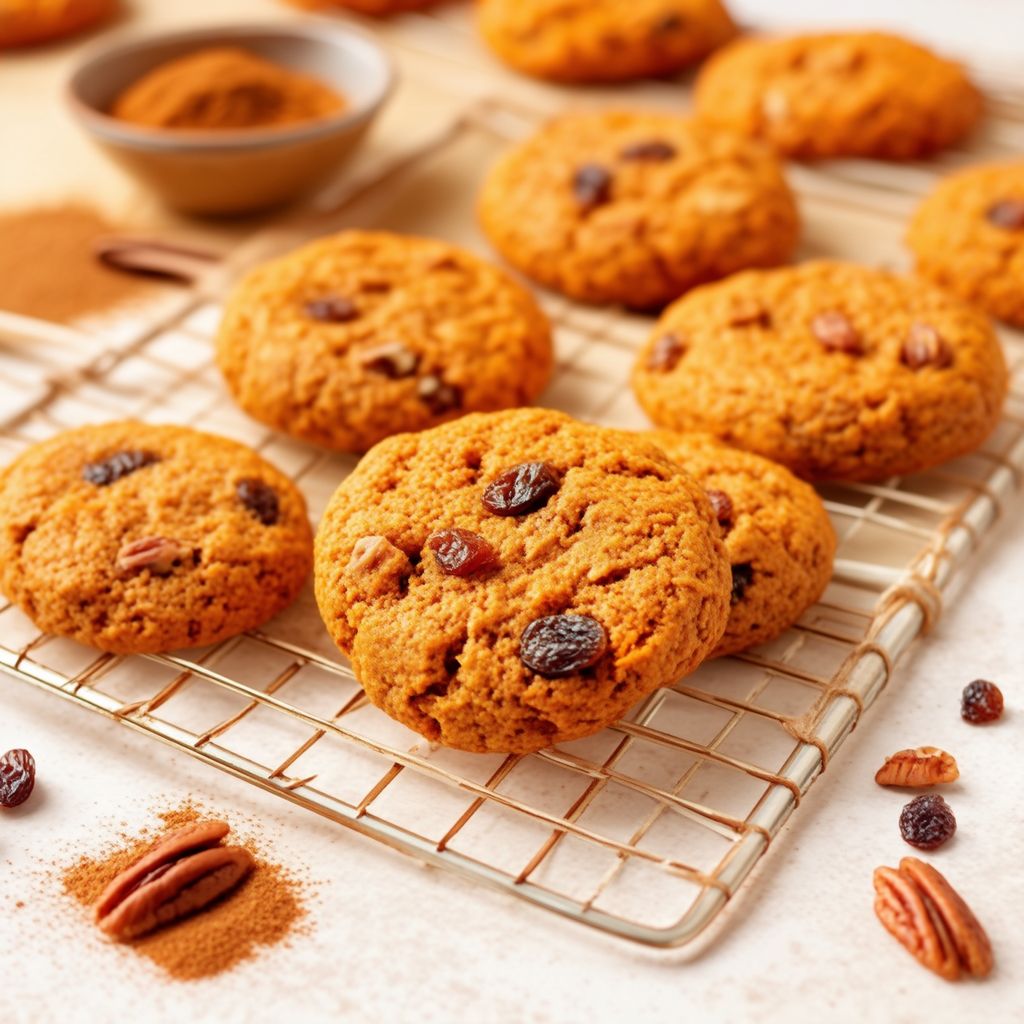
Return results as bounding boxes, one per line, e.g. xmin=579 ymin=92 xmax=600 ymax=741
xmin=61 ymin=803 xmax=308 ymax=981
xmin=111 ymin=47 xmax=347 ymax=131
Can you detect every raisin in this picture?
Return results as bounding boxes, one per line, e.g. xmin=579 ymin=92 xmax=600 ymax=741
xmin=899 ymin=794 xmax=957 ymax=850
xmin=520 ymin=614 xmax=608 ymax=678
xmin=901 ymin=323 xmax=953 ymax=371
xmin=706 ymin=489 xmax=733 ymax=531
xmin=0 ymin=748 xmax=36 ymax=808
xmin=572 ymin=163 xmax=613 ymax=212
xmin=82 ymin=450 xmax=158 ymax=486
xmin=985 ymin=199 xmax=1024 ymax=230
xmin=427 ymin=528 xmax=498 ymax=577
xmin=482 ymin=462 xmax=561 ymax=517
xmin=647 ymin=332 xmax=686 ymax=371
xmin=731 ymin=563 xmax=753 ymax=604
xmin=304 ymin=295 xmax=358 ymax=323
xmin=960 ymin=679 xmax=1004 ymax=724
xmin=417 ymin=376 xmax=461 ymax=414
xmin=236 ymin=478 xmax=279 ymax=525
xmin=727 ymin=300 xmax=771 ymax=328
xmin=359 ymin=342 xmax=419 ymax=378
xmin=652 ymin=12 xmax=684 ymax=34
xmin=812 ymin=311 xmax=862 ymax=355
xmin=620 ymin=139 xmax=677 ymax=162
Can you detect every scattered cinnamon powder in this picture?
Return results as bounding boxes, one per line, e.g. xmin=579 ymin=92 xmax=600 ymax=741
xmin=0 ymin=204 xmax=157 ymax=323
xmin=111 ymin=47 xmax=347 ymax=131
xmin=61 ymin=802 xmax=308 ymax=981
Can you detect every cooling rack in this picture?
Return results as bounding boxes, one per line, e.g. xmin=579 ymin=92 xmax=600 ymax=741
xmin=1 ymin=96 xmax=1022 ymax=949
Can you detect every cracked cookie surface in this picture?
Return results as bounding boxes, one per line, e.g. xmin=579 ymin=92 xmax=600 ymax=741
xmin=0 ymin=422 xmax=312 ymax=654
xmin=314 ymin=408 xmax=731 ymax=753
xmin=632 ymin=262 xmax=1008 ymax=481
xmin=478 ymin=0 xmax=736 ymax=83
xmin=650 ymin=432 xmax=835 ymax=656
xmin=216 ymin=231 xmax=553 ymax=452
xmin=478 ymin=111 xmax=798 ymax=309
xmin=908 ymin=161 xmax=1024 ymax=328
xmin=693 ymin=31 xmax=981 ymax=160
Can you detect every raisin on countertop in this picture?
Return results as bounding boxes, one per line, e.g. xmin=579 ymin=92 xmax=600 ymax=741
xmin=899 ymin=794 xmax=957 ymax=850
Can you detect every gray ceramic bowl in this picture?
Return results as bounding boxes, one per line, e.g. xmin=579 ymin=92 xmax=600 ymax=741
xmin=67 ymin=21 xmax=395 ymax=215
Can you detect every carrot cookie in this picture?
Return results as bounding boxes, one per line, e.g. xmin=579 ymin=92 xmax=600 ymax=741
xmin=216 ymin=231 xmax=553 ymax=452
xmin=632 ymin=262 xmax=1008 ymax=481
xmin=0 ymin=0 xmax=116 ymax=48
xmin=694 ymin=32 xmax=982 ymax=160
xmin=314 ymin=408 xmax=731 ymax=753
xmin=908 ymin=161 xmax=1024 ymax=328
xmin=650 ymin=432 xmax=835 ymax=656
xmin=0 ymin=422 xmax=312 ymax=654
xmin=478 ymin=111 xmax=798 ymax=308
xmin=477 ymin=0 xmax=736 ymax=83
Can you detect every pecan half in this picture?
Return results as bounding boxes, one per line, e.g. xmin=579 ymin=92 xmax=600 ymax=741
xmin=875 ymin=746 xmax=959 ymax=787
xmin=873 ymin=857 xmax=993 ymax=981
xmin=94 ymin=820 xmax=253 ymax=942
xmin=347 ymin=535 xmax=407 ymax=575
xmin=116 ymin=536 xmax=193 ymax=575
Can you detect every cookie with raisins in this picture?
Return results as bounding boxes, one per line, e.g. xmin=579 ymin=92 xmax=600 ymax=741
xmin=314 ymin=408 xmax=731 ymax=753
xmin=0 ymin=422 xmax=312 ymax=653
xmin=649 ymin=432 xmax=835 ymax=656
xmin=215 ymin=230 xmax=553 ymax=453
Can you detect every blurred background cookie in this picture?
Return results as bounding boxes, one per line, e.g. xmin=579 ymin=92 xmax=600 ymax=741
xmin=0 ymin=0 xmax=117 ymax=48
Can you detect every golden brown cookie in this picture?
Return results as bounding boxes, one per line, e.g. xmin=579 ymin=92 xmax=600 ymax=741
xmin=693 ymin=31 xmax=982 ymax=160
xmin=0 ymin=0 xmax=116 ymax=47
xmin=0 ymin=423 xmax=312 ymax=654
xmin=649 ymin=432 xmax=835 ymax=656
xmin=478 ymin=111 xmax=798 ymax=309
xmin=632 ymin=262 xmax=1008 ymax=482
xmin=908 ymin=161 xmax=1024 ymax=328
xmin=216 ymin=231 xmax=553 ymax=453
xmin=314 ymin=408 xmax=731 ymax=753
xmin=477 ymin=0 xmax=736 ymax=83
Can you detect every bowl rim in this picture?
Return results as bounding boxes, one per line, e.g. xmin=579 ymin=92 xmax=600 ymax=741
xmin=65 ymin=18 xmax=396 ymax=153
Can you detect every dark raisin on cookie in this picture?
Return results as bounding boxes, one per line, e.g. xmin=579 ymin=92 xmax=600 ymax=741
xmin=520 ymin=614 xmax=609 ymax=678
xmin=427 ymin=528 xmax=498 ymax=577
xmin=620 ymin=140 xmax=677 ymax=162
xmin=304 ymin=296 xmax=358 ymax=323
xmin=82 ymin=450 xmax=159 ymax=487
xmin=985 ymin=199 xmax=1024 ymax=230
xmin=573 ymin=164 xmax=613 ymax=212
xmin=482 ymin=462 xmax=561 ymax=517
xmin=360 ymin=342 xmax=419 ymax=379
xmin=647 ymin=332 xmax=686 ymax=371
xmin=901 ymin=323 xmax=953 ymax=370
xmin=236 ymin=478 xmax=280 ymax=526
xmin=812 ymin=311 xmax=863 ymax=355
xmin=417 ymin=376 xmax=461 ymax=414
xmin=730 ymin=563 xmax=754 ymax=604
xmin=706 ymin=489 xmax=734 ymax=531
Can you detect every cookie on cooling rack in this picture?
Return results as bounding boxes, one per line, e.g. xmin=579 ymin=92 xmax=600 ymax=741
xmin=215 ymin=231 xmax=553 ymax=453
xmin=477 ymin=0 xmax=736 ymax=83
xmin=632 ymin=261 xmax=1008 ymax=482
xmin=478 ymin=111 xmax=798 ymax=309
xmin=0 ymin=0 xmax=117 ymax=48
xmin=0 ymin=422 xmax=312 ymax=654
xmin=693 ymin=31 xmax=982 ymax=160
xmin=908 ymin=161 xmax=1024 ymax=329
xmin=314 ymin=408 xmax=732 ymax=754
xmin=648 ymin=431 xmax=836 ymax=657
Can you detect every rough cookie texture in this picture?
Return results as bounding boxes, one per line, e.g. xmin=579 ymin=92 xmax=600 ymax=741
xmin=694 ymin=32 xmax=982 ymax=160
xmin=314 ymin=409 xmax=731 ymax=753
xmin=478 ymin=111 xmax=798 ymax=309
xmin=0 ymin=422 xmax=312 ymax=654
xmin=632 ymin=262 xmax=1008 ymax=482
xmin=477 ymin=0 xmax=736 ymax=83
xmin=216 ymin=231 xmax=553 ymax=452
xmin=908 ymin=161 xmax=1024 ymax=328
xmin=650 ymin=432 xmax=835 ymax=656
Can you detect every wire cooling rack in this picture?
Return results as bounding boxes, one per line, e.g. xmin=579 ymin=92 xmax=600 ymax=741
xmin=1 ymin=97 xmax=1023 ymax=949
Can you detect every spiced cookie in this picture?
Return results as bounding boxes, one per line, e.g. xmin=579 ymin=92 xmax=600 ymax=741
xmin=694 ymin=32 xmax=982 ymax=160
xmin=478 ymin=111 xmax=798 ymax=309
xmin=908 ymin=161 xmax=1024 ymax=329
xmin=0 ymin=422 xmax=312 ymax=654
xmin=633 ymin=262 xmax=1008 ymax=481
xmin=0 ymin=0 xmax=116 ymax=48
xmin=216 ymin=231 xmax=553 ymax=452
xmin=477 ymin=0 xmax=736 ymax=83
xmin=649 ymin=432 xmax=835 ymax=656
xmin=314 ymin=408 xmax=731 ymax=753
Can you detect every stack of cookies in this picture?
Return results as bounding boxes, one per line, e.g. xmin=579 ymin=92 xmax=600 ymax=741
xmin=0 ymin=6 xmax=1014 ymax=757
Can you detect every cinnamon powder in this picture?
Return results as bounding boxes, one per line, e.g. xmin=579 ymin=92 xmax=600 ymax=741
xmin=61 ymin=803 xmax=307 ymax=981
xmin=0 ymin=204 xmax=157 ymax=323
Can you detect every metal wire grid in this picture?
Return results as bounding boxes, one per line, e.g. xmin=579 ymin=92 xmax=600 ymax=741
xmin=1 ymin=106 xmax=1023 ymax=949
